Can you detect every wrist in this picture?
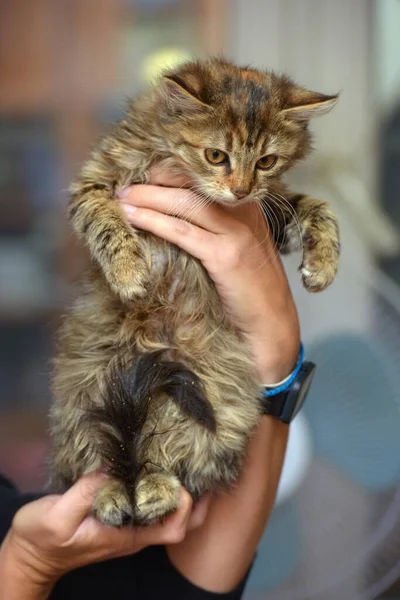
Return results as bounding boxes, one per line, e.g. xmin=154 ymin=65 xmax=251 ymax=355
xmin=249 ymin=332 xmax=300 ymax=384
xmin=0 ymin=532 xmax=56 ymax=600
xmin=239 ymin=296 xmax=300 ymax=383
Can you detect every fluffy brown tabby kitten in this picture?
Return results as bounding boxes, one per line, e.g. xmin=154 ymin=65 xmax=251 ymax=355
xmin=51 ymin=58 xmax=340 ymax=527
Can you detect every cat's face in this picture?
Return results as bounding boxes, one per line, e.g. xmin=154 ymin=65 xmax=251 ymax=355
xmin=158 ymin=59 xmax=337 ymax=205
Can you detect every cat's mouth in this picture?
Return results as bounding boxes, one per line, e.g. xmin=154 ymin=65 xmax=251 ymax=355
xmin=211 ymin=193 xmax=255 ymax=207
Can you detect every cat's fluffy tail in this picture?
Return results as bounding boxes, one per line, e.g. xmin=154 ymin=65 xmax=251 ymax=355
xmin=85 ymin=350 xmax=215 ymax=516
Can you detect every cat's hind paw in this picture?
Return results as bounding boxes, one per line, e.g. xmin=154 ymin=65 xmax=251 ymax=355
xmin=134 ymin=473 xmax=181 ymax=526
xmin=93 ymin=478 xmax=133 ymax=527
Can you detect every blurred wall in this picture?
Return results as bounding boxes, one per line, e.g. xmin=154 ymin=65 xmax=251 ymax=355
xmin=375 ymin=0 xmax=400 ymax=115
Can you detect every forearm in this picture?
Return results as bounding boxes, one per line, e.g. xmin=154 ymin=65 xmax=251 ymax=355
xmin=166 ymin=290 xmax=297 ymax=593
xmin=0 ymin=533 xmax=54 ymax=600
xmin=167 ymin=416 xmax=289 ymax=593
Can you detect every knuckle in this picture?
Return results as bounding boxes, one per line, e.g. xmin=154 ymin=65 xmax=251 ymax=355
xmin=166 ymin=525 xmax=186 ymax=544
xmin=80 ymin=479 xmax=100 ymax=502
xmin=173 ymin=219 xmax=191 ymax=236
xmin=219 ymin=239 xmax=245 ymax=268
xmin=11 ymin=509 xmax=25 ymax=533
xmin=219 ymin=225 xmax=254 ymax=268
xmin=43 ymin=518 xmax=64 ymax=542
xmin=239 ymin=226 xmax=254 ymax=249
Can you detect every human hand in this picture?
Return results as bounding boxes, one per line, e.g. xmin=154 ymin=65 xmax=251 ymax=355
xmin=0 ymin=473 xmax=210 ymax=599
xmin=117 ymin=166 xmax=300 ymax=383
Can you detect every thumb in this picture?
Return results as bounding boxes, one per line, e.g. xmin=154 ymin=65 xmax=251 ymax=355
xmin=49 ymin=473 xmax=108 ymax=536
xmin=132 ymin=488 xmax=193 ymax=548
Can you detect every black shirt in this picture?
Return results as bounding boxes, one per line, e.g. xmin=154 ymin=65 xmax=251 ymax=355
xmin=0 ymin=475 xmax=251 ymax=599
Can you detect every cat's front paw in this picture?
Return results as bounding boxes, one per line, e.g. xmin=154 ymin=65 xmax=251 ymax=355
xmin=106 ymin=253 xmax=149 ymax=301
xmin=300 ymin=243 xmax=339 ymax=293
xmin=93 ymin=478 xmax=133 ymax=527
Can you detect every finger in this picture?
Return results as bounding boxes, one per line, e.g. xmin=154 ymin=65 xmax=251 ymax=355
xmin=187 ymin=493 xmax=213 ymax=531
xmin=49 ymin=472 xmax=108 ymax=535
xmin=117 ymin=185 xmax=237 ymax=234
xmin=155 ymin=487 xmax=193 ymax=543
xmin=98 ymin=488 xmax=194 ymax=556
xmin=148 ymin=164 xmax=193 ymax=189
xmin=120 ymin=204 xmax=214 ymax=262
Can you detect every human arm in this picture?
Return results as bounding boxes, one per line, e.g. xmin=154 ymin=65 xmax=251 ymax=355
xmin=117 ymin=167 xmax=300 ymax=592
xmin=0 ymin=474 xmax=206 ymax=600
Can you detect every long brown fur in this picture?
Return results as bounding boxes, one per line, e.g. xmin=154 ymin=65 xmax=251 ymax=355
xmin=50 ymin=58 xmax=340 ymax=526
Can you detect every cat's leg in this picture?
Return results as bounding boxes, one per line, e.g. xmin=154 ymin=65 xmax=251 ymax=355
xmin=51 ymin=409 xmax=136 ymax=527
xmin=68 ymin=183 xmax=148 ymax=301
xmin=283 ymin=193 xmax=340 ymax=292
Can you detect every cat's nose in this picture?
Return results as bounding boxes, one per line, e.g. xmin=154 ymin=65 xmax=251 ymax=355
xmin=231 ymin=188 xmax=249 ymax=199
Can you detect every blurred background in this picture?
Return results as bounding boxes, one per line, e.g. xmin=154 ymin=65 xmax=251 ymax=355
xmin=0 ymin=0 xmax=400 ymax=598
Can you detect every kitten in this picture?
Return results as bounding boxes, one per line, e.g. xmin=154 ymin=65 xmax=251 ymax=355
xmin=50 ymin=58 xmax=339 ymax=526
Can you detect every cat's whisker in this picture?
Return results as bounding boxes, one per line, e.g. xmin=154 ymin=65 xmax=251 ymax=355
xmin=266 ymin=191 xmax=302 ymax=246
xmin=166 ymin=184 xmax=196 ymax=217
xmin=254 ymin=203 xmax=281 ymax=271
xmin=263 ymin=195 xmax=287 ymax=252
xmin=267 ymin=190 xmax=303 ymax=252
xmin=254 ymin=202 xmax=276 ymax=251
xmin=166 ymin=183 xmax=212 ymax=222
xmin=180 ymin=185 xmax=216 ymax=222
xmin=265 ymin=196 xmax=292 ymax=256
xmin=173 ymin=192 xmax=209 ymax=224
xmin=261 ymin=197 xmax=281 ymax=244
xmin=260 ymin=206 xmax=282 ymax=268
xmin=253 ymin=204 xmax=271 ymax=246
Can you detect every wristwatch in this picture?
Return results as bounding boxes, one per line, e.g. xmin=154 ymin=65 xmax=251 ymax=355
xmin=260 ymin=343 xmax=316 ymax=424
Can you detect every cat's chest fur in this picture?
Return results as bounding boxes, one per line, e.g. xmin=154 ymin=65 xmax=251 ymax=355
xmin=139 ymin=231 xmax=210 ymax=306
xmin=150 ymin=242 xmax=179 ymax=302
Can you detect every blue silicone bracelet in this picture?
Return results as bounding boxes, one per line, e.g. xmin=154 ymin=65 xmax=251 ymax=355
xmin=262 ymin=343 xmax=305 ymax=397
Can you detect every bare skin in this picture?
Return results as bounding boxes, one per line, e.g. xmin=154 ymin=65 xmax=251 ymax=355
xmin=0 ymin=167 xmax=299 ymax=598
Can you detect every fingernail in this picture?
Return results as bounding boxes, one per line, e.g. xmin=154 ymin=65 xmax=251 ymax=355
xmin=116 ymin=187 xmax=131 ymax=199
xmin=121 ymin=203 xmax=137 ymax=214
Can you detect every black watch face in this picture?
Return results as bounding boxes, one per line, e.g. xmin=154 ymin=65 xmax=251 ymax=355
xmin=291 ymin=368 xmax=315 ymax=420
xmin=280 ymin=362 xmax=316 ymax=423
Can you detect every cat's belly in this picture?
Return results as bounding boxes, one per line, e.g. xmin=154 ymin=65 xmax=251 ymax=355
xmin=131 ymin=234 xmax=227 ymax=359
xmin=146 ymin=234 xmax=208 ymax=305
xmin=150 ymin=245 xmax=180 ymax=302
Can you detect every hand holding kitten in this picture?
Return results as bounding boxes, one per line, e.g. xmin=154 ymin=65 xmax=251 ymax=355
xmin=118 ymin=165 xmax=300 ymax=383
xmin=0 ymin=473 xmax=210 ymax=599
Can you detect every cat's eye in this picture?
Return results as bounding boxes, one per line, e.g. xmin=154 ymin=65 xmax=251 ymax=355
xmin=205 ymin=148 xmax=228 ymax=165
xmin=256 ymin=155 xmax=278 ymax=170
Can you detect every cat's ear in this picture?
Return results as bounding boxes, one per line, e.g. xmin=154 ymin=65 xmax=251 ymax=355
xmin=161 ymin=75 xmax=211 ymax=114
xmin=282 ymin=87 xmax=339 ymax=121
